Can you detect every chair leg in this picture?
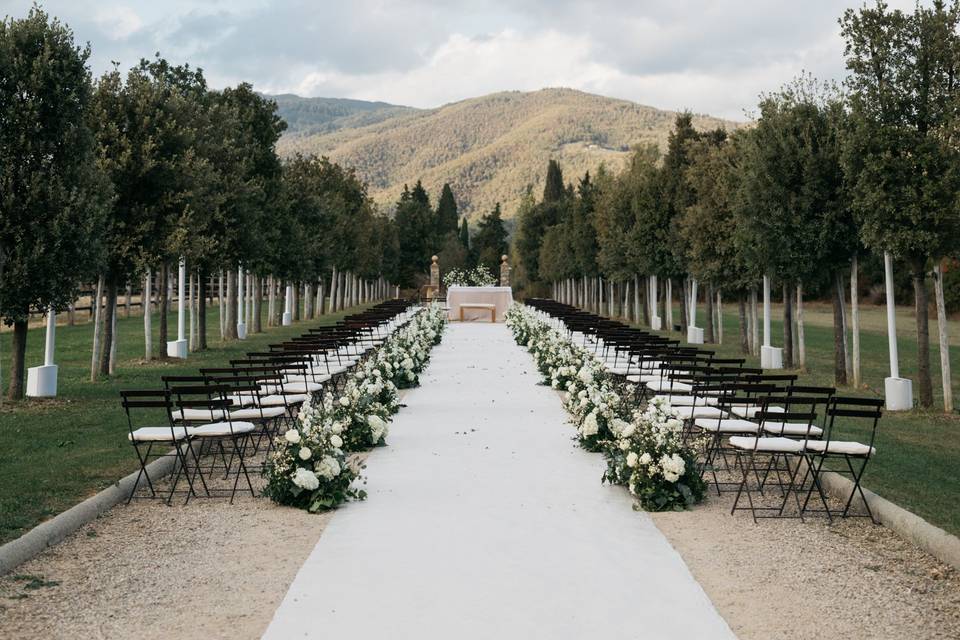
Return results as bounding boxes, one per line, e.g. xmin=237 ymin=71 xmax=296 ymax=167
xmin=842 ymin=455 xmax=877 ymax=524
xmin=127 ymin=443 xmax=155 ymax=503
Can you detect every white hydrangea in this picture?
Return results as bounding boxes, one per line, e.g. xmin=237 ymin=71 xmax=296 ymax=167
xmin=580 ymin=411 xmax=599 ymax=437
xmin=284 ymin=429 xmax=301 ymax=444
xmin=298 ymin=446 xmax=313 ymax=461
xmin=292 ymin=467 xmax=319 ymax=490
xmin=316 ymin=456 xmax=341 ymax=480
xmin=626 ymin=452 xmax=639 ymax=468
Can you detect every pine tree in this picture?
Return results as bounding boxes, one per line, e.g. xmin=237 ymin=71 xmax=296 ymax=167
xmin=459 ymin=218 xmax=470 ymax=249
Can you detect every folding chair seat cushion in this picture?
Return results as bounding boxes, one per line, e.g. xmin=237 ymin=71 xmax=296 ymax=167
xmin=171 ymin=407 xmax=230 ymax=422
xmin=227 ymin=393 xmax=259 ymax=408
xmin=230 ymin=406 xmax=286 ymax=420
xmin=259 ymin=393 xmax=308 ymax=407
xmin=672 ymin=405 xmax=726 ymax=419
xmin=129 ymin=426 xmax=190 ymax=442
xmin=762 ymin=422 xmax=824 ymax=437
xmin=730 ymin=405 xmax=785 ymax=419
xmin=653 ymin=394 xmax=718 ymax=407
xmin=804 ymin=440 xmax=875 ymax=457
xmin=189 ymin=421 xmax=257 ymax=437
xmin=263 ymin=381 xmax=324 ymax=394
xmin=644 ymin=379 xmax=692 ymax=393
xmin=728 ymin=436 xmax=804 ymax=453
xmin=694 ymin=418 xmax=759 ymax=433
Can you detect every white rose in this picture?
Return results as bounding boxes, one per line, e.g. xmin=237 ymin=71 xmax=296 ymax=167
xmin=298 ymin=446 xmax=313 ymax=461
xmin=626 ymin=452 xmax=639 ymax=468
xmin=639 ymin=452 xmax=653 ymax=465
xmin=330 ymin=434 xmax=343 ymax=448
xmin=284 ymin=429 xmax=301 ymax=444
xmin=338 ymin=396 xmax=351 ymax=407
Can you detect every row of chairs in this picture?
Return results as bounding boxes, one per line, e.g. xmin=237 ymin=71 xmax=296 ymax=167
xmin=120 ymin=300 xmax=419 ymax=504
xmin=526 ymin=299 xmax=882 ymax=524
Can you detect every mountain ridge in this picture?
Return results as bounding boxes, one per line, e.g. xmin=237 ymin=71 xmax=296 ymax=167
xmin=272 ymin=88 xmax=743 ymax=218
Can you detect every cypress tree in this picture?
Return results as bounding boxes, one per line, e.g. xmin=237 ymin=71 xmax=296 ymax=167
xmin=459 ymin=218 xmax=470 ymax=249
xmin=543 ymin=159 xmax=565 ymax=203
xmin=435 ymin=183 xmax=459 ymax=237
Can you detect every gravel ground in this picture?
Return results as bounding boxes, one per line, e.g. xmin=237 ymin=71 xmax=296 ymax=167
xmin=652 ymin=470 xmax=960 ymax=640
xmin=0 ymin=454 xmax=338 ymax=640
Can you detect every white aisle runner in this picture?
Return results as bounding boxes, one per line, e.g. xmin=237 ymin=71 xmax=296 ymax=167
xmin=263 ymin=322 xmax=735 ymax=639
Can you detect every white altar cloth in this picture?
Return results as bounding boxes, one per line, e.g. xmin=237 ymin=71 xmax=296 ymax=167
xmin=446 ymin=286 xmax=513 ymax=322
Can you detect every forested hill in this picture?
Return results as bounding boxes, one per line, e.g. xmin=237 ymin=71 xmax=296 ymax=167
xmin=272 ymin=88 xmax=741 ymax=219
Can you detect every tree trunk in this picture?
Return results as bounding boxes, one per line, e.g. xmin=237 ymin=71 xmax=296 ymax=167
xmin=125 ymin=283 xmax=132 ymax=318
xmin=933 ymin=263 xmax=953 ymax=413
xmin=665 ymin=279 xmax=673 ymax=332
xmin=292 ymin=282 xmax=300 ymax=322
xmin=158 ymin=264 xmax=168 ymax=352
xmin=90 ymin=276 xmax=104 ymax=380
xmin=144 ymin=269 xmax=152 ymax=361
xmin=6 ymin=319 xmax=28 ymax=400
xmin=839 ymin=273 xmax=852 ymax=382
xmin=679 ymin=280 xmax=688 ymax=334
xmin=329 ymin=267 xmax=338 ymax=314
xmin=912 ymin=259 xmax=934 ymax=408
xmin=68 ymin=301 xmax=75 ymax=326
xmin=317 ymin=280 xmax=325 ymax=316
xmin=705 ymin=283 xmax=715 ymax=343
xmin=782 ymin=283 xmax=794 ymax=369
xmin=850 ymin=255 xmax=861 ymax=387
xmin=796 ymin=282 xmax=805 ymax=371
xmin=716 ymin=290 xmax=723 ymax=344
xmin=225 ymin=269 xmax=238 ymax=340
xmin=750 ymin=288 xmax=759 ymax=356
xmin=108 ymin=296 xmax=118 ymax=375
xmin=832 ymin=273 xmax=848 ymax=386
xmin=737 ymin=291 xmax=750 ymax=353
xmin=305 ymin=283 xmax=314 ymax=319
xmin=218 ymin=271 xmax=225 ymax=339
xmin=99 ymin=280 xmax=118 ymax=376
xmin=198 ymin=270 xmax=208 ymax=350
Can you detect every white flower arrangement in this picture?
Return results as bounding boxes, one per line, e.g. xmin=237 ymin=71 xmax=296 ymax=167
xmin=443 ymin=264 xmax=497 ymax=287
xmin=264 ymin=394 xmax=366 ymax=512
xmin=507 ymin=302 xmax=707 ymax=511
xmin=264 ymin=303 xmax=449 ymax=512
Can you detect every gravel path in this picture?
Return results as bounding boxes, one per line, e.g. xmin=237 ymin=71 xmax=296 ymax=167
xmin=0 ymin=465 xmax=333 ymax=639
xmin=652 ymin=478 xmax=960 ymax=639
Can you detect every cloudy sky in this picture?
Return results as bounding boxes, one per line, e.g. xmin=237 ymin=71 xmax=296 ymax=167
xmin=1 ymin=1 xmax=921 ymax=120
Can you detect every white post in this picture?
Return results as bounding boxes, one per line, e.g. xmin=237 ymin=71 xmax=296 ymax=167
xmin=188 ymin=271 xmax=195 ymax=351
xmin=883 ymin=252 xmax=912 ymax=410
xmin=760 ymin=274 xmax=782 ymax=369
xmin=851 ymin=256 xmax=861 ymax=387
xmin=665 ymin=279 xmax=673 ymax=332
xmin=687 ymin=278 xmax=703 ymax=343
xmin=236 ymin=265 xmax=247 ymax=339
xmin=27 ymin=307 xmax=59 ymax=397
xmin=282 ymin=283 xmax=293 ymax=326
xmin=144 ymin=268 xmax=152 ymax=361
xmin=650 ymin=275 xmax=661 ymax=330
xmin=165 ymin=259 xmax=188 ymax=358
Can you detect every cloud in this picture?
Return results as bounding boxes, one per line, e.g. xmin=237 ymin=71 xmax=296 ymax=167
xmin=93 ymin=6 xmax=143 ymax=40
xmin=0 ymin=0 xmax=934 ymax=119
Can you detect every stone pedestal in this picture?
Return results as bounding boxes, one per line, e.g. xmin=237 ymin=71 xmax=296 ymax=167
xmin=26 ymin=364 xmax=58 ymax=397
xmin=884 ymin=377 xmax=913 ymax=411
xmin=687 ymin=326 xmax=703 ymax=344
xmin=167 ymin=339 xmax=188 ymax=359
xmin=761 ymin=345 xmax=783 ymax=369
xmin=500 ymin=255 xmax=511 ymax=287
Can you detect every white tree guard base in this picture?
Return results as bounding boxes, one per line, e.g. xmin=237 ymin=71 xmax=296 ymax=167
xmin=25 ymin=364 xmax=58 ymax=397
xmin=884 ymin=376 xmax=913 ymax=411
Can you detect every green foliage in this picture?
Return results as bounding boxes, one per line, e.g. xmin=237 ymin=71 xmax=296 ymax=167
xmin=0 ymin=7 xmax=108 ymax=322
xmin=840 ymin=0 xmax=960 ymax=263
xmin=394 ymin=182 xmax=434 ymax=287
xmin=472 ymin=203 xmax=509 ymax=273
xmin=435 ymin=183 xmax=459 ymax=239
xmin=735 ymin=76 xmax=855 ymax=286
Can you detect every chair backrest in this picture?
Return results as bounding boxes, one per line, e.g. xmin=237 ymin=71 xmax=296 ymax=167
xmin=120 ymin=389 xmax=174 ymax=439
xmin=823 ymin=396 xmax=883 ymax=452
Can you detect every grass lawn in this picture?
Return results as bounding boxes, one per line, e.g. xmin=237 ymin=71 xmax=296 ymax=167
xmin=0 ymin=304 xmax=367 ymax=545
xmin=660 ymin=300 xmax=960 ymax=536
